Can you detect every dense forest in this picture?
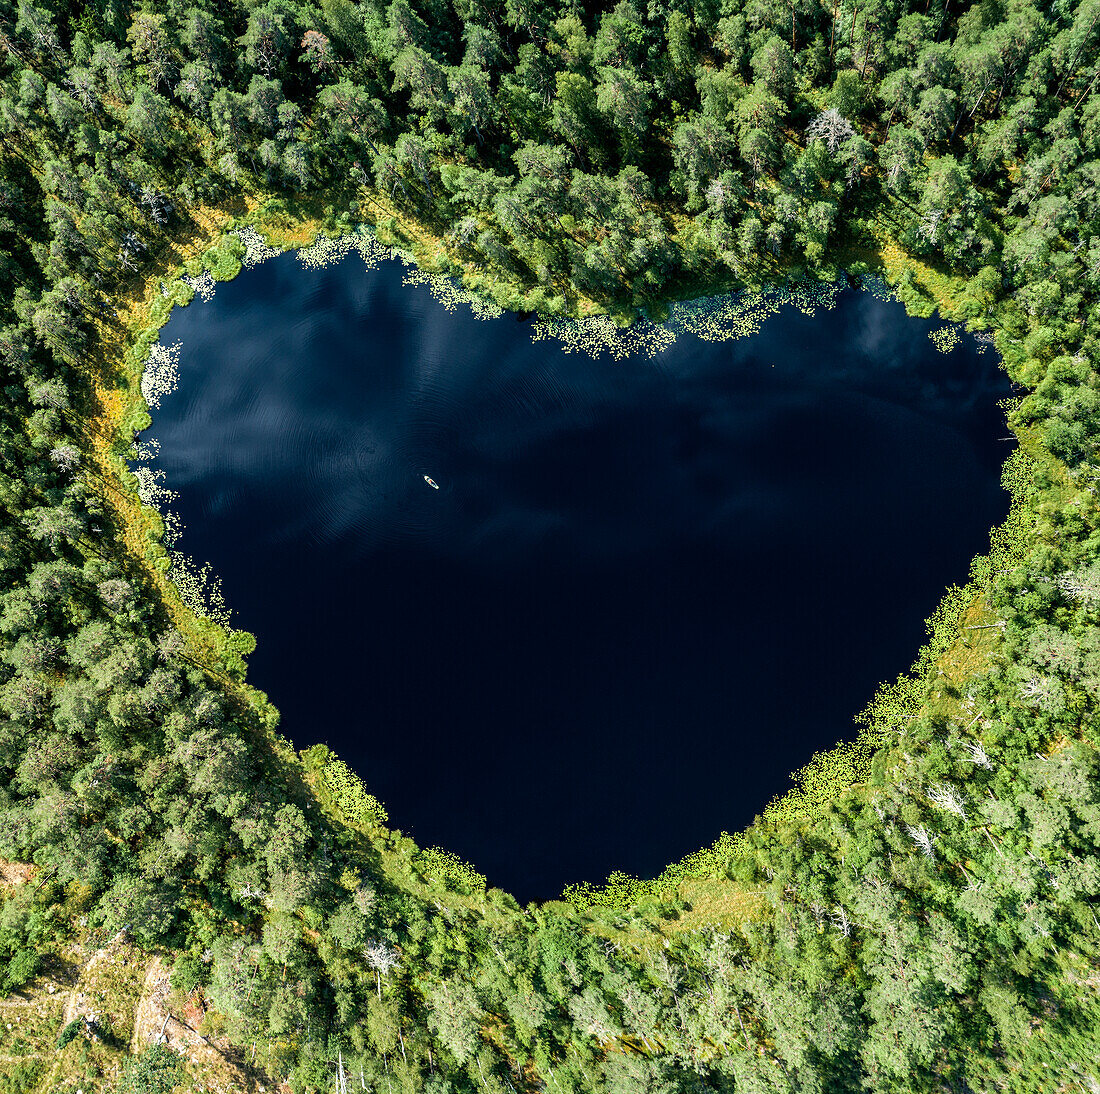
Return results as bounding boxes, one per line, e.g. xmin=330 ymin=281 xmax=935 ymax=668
xmin=2 ymin=0 xmax=1100 ymax=1089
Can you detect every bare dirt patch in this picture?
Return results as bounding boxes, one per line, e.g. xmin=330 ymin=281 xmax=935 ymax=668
xmin=0 ymin=860 xmax=35 ymax=888
xmin=130 ymin=956 xmax=278 ymax=1094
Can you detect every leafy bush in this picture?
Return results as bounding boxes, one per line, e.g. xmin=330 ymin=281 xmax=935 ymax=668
xmin=116 ymin=1045 xmax=183 ymax=1094
xmin=56 ymin=1018 xmax=84 ymax=1048
xmin=170 ymin=953 xmax=205 ymax=995
xmin=0 ymin=946 xmax=39 ymax=994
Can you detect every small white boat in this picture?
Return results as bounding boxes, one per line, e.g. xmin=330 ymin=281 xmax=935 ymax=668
xmin=423 ymin=475 xmax=440 ymax=490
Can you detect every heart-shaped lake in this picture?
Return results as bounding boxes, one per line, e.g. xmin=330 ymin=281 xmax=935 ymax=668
xmin=144 ymin=253 xmax=1010 ymax=901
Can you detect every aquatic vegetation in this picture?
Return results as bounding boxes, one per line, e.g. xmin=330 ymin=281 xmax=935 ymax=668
xmin=233 ymin=225 xmax=283 ymax=269
xmin=532 ymin=312 xmax=675 ymax=359
xmin=296 ymin=228 xmax=506 ymax=319
xmin=861 ymin=275 xmax=900 ymax=303
xmin=668 ymin=278 xmax=844 ymax=343
xmin=181 ymin=269 xmax=217 ymax=303
xmin=296 ymin=228 xmax=392 ymax=271
xmin=400 ymin=262 xmax=505 ymax=320
xmin=131 ymin=465 xmax=176 ymax=510
xmin=533 ymin=271 xmax=983 ymax=367
xmin=130 ymin=437 xmax=160 ymax=462
xmin=315 ymin=754 xmax=389 ymax=829
xmin=532 ymin=278 xmax=846 ymax=359
xmin=139 ymin=341 xmax=181 ymax=410
xmin=132 ymin=450 xmax=226 ymax=625
xmin=167 ymin=553 xmax=231 ymax=628
xmin=415 ymin=848 xmax=487 ymax=895
xmin=929 ymin=325 xmax=962 ymax=353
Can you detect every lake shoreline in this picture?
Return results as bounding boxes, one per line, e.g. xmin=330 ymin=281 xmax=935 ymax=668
xmin=91 ymin=199 xmax=1030 ymax=903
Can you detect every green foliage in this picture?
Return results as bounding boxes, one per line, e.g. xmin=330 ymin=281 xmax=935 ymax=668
xmin=116 ymin=1044 xmax=183 ymax=1094
xmin=169 ymin=954 xmax=206 ymax=995
xmin=0 ymin=1060 xmax=43 ymax=1094
xmin=2 ymin=0 xmax=1100 ymax=1087
xmin=415 ymin=847 xmax=487 ymax=895
xmin=304 ymin=744 xmax=388 ymax=828
xmin=0 ymin=946 xmax=39 ymax=993
xmin=0 ymin=890 xmax=52 ymax=994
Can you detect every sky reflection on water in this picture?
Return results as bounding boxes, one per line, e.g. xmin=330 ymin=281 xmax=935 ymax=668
xmin=148 ymin=254 xmax=1011 ymax=901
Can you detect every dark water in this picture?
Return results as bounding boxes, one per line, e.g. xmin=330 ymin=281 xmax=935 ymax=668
xmin=149 ymin=254 xmax=1011 ymax=902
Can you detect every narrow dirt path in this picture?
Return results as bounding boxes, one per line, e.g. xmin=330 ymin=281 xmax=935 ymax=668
xmin=61 ymin=933 xmax=124 ymax=1025
xmin=129 ymin=956 xmax=169 ymax=1053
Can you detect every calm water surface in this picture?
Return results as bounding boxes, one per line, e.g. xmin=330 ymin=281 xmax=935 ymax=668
xmin=149 ymin=255 xmax=1011 ymax=901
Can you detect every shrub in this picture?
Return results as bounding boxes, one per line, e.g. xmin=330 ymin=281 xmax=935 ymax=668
xmin=116 ymin=1044 xmax=183 ymax=1094
xmin=0 ymin=946 xmax=39 ymax=993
